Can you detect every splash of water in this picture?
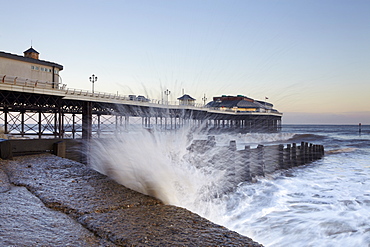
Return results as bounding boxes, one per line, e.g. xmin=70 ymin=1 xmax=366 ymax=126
xmin=91 ymin=127 xmax=220 ymax=207
xmin=90 ymin=126 xmax=296 ymax=212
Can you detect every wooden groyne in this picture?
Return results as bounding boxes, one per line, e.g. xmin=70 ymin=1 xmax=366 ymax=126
xmin=188 ymin=137 xmax=325 ymax=182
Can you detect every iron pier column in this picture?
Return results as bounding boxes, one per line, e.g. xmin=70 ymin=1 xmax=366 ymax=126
xmin=82 ymin=101 xmax=92 ymax=140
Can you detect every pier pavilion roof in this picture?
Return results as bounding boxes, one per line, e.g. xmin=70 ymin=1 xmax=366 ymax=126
xmin=177 ymin=94 xmax=195 ymax=101
xmin=206 ymin=95 xmax=274 ymax=110
xmin=207 ymin=99 xmax=263 ymax=109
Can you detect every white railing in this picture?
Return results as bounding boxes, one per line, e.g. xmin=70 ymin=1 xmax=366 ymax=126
xmin=0 ymin=74 xmax=64 ymax=90
xmin=64 ymin=87 xmax=207 ymax=108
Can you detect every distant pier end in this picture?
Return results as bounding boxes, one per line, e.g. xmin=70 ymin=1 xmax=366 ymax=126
xmin=203 ymin=95 xmax=282 ymax=133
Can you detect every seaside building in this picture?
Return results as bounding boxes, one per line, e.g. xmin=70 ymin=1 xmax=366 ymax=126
xmin=206 ymin=95 xmax=279 ymax=113
xmin=0 ymin=47 xmax=63 ymax=88
xmin=177 ymin=94 xmax=196 ymax=106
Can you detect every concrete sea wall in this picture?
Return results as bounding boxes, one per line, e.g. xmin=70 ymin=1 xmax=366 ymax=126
xmin=0 ymin=154 xmax=263 ymax=246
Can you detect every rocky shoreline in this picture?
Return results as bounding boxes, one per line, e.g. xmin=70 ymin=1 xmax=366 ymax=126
xmin=0 ymin=154 xmax=263 ymax=246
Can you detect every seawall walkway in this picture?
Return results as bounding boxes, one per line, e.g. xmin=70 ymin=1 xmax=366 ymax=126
xmin=0 ymin=154 xmax=262 ymax=246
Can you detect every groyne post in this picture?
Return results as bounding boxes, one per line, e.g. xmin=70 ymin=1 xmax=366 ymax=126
xmin=285 ymin=144 xmax=292 ymax=169
xmin=292 ymin=143 xmax=297 ymax=166
xmin=243 ymin=145 xmax=252 ymax=181
xmin=207 ymin=136 xmax=216 ymax=147
xmin=312 ymin=144 xmax=317 ymax=160
xmin=278 ymin=144 xmax=284 ymax=169
xmin=229 ymin=140 xmax=237 ymax=151
xmin=299 ymin=142 xmax=305 ymax=165
xmin=264 ymin=145 xmax=280 ymax=174
xmin=318 ymin=145 xmax=322 ymax=159
xmin=255 ymin=145 xmax=265 ymax=177
xmin=223 ymin=140 xmax=238 ymax=190
xmin=304 ymin=142 xmax=309 ymax=163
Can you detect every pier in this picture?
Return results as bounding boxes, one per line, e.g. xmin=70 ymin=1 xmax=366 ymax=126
xmin=0 ymin=75 xmax=282 ymax=139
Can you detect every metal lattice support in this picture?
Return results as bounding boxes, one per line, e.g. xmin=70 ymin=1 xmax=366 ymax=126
xmin=6 ymin=112 xmax=22 ymax=135
xmin=62 ymin=113 xmax=82 ymax=139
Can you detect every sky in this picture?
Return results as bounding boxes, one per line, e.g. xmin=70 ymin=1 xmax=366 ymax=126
xmin=1 ymin=0 xmax=369 ymax=124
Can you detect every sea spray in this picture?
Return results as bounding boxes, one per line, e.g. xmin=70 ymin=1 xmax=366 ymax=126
xmin=91 ymin=128 xmax=186 ymax=205
xmin=89 ymin=126 xmax=299 ymax=216
xmin=90 ymin=127 xmax=228 ymax=206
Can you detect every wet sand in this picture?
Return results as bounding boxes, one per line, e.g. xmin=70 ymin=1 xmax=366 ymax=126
xmin=0 ymin=154 xmax=262 ymax=246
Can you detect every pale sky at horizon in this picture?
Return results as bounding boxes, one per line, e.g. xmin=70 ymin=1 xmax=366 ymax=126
xmin=1 ymin=0 xmax=369 ymax=124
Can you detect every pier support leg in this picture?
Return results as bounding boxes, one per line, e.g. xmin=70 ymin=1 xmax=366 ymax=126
xmin=97 ymin=114 xmax=101 ymax=137
xmin=82 ymin=101 xmax=92 ymax=164
xmin=38 ymin=111 xmax=42 ymax=139
xmin=21 ymin=110 xmax=25 ymax=137
xmin=72 ymin=114 xmax=76 ymax=139
xmin=3 ymin=107 xmax=8 ymax=134
xmin=82 ymin=101 xmax=92 ymax=140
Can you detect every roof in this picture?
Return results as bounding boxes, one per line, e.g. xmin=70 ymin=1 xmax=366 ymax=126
xmin=0 ymin=51 xmax=63 ymax=70
xmin=213 ymin=95 xmax=254 ymax=102
xmin=24 ymin=47 xmax=39 ymax=54
xmin=207 ymin=99 xmax=262 ymax=109
xmin=206 ymin=95 xmax=276 ymax=110
xmin=177 ymin=94 xmax=195 ymax=101
xmin=255 ymin=100 xmax=273 ymax=108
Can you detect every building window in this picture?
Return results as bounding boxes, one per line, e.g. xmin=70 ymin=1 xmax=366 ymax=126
xmin=54 ymin=70 xmax=59 ymax=74
xmin=31 ymin=65 xmax=53 ymax=72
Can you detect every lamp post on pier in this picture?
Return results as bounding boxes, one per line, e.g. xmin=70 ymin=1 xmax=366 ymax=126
xmin=164 ymin=89 xmax=171 ymax=104
xmin=89 ymin=74 xmax=97 ymax=94
xmin=164 ymin=89 xmax=171 ymax=129
xmin=202 ymin=93 xmax=207 ymax=106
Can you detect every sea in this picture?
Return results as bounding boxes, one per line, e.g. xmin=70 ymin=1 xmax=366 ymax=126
xmin=90 ymin=124 xmax=370 ymax=247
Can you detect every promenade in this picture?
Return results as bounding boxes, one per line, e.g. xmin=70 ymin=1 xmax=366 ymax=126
xmin=0 ymin=154 xmax=262 ymax=246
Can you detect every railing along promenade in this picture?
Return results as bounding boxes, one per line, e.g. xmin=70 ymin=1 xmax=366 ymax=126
xmin=0 ymin=74 xmax=282 ymax=139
